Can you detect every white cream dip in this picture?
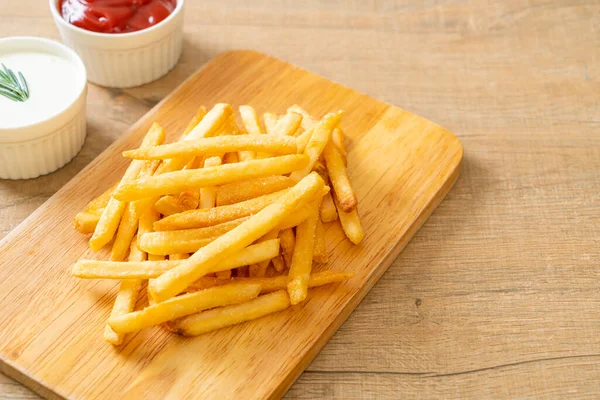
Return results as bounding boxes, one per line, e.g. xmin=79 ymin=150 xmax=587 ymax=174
xmin=0 ymin=51 xmax=83 ymax=129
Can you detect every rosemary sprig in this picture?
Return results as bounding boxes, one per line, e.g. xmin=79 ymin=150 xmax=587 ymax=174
xmin=0 ymin=63 xmax=29 ymax=102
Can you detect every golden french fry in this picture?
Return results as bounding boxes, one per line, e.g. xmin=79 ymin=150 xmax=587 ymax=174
xmin=108 ymin=282 xmax=262 ymax=334
xmin=324 ymin=140 xmax=356 ymax=212
xmin=238 ymin=105 xmax=263 ymax=160
xmin=154 ymin=195 xmax=189 ymax=216
xmin=236 ymin=265 xmax=250 ymax=278
xmin=278 ymin=228 xmax=296 ymax=268
xmin=142 ymin=236 xmax=214 ymax=255
xmin=141 ymin=206 xmax=314 ymax=254
xmin=175 ymin=290 xmax=290 ymax=336
xmin=312 ymin=159 xmax=329 ymax=182
xmin=287 ymin=105 xmax=317 ymax=130
xmin=216 ymin=175 xmax=295 ymax=206
xmin=296 ymin=127 xmax=314 ymax=153
xmin=321 ymin=191 xmax=338 ymax=223
xmin=187 ymin=270 xmax=355 ymax=293
xmin=110 ymin=204 xmax=138 ymax=261
xmin=148 ymin=254 xmax=165 ymax=261
xmin=154 ymin=104 xmax=229 ymax=175
xmin=263 ymin=113 xmax=279 ymax=134
xmin=155 ymin=189 xmax=288 ymax=231
xmin=73 ymin=239 xmax=280 ymax=279
xmin=169 ymin=253 xmax=189 ymax=260
xmin=148 ymin=173 xmax=325 ymax=302
xmin=223 ymin=152 xmax=239 ymax=164
xmin=123 ymin=135 xmax=297 ymax=160
xmin=334 ymin=194 xmax=364 ymax=244
xmin=113 ymin=154 xmax=309 ymax=202
xmin=287 ymin=208 xmax=318 ymax=305
xmin=313 ymin=216 xmax=328 ymax=264
xmin=200 ymin=156 xmax=222 ymax=210
xmin=73 ymin=208 xmax=102 ymax=234
xmin=332 ymin=127 xmax=347 ymax=164
xmin=270 ymin=112 xmax=302 ymax=136
xmin=111 ymin=152 xmax=161 ymax=261
xmin=89 ymin=123 xmax=165 ymax=252
xmin=271 ymin=255 xmax=285 ymax=272
xmin=249 ymin=229 xmax=280 ymax=278
xmin=104 ymin=236 xmax=145 ymax=345
xmin=289 ymin=112 xmax=343 ymax=182
xmin=215 ymin=269 xmax=232 ymax=280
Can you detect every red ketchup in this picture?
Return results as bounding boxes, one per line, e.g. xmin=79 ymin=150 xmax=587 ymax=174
xmin=59 ymin=0 xmax=177 ymax=34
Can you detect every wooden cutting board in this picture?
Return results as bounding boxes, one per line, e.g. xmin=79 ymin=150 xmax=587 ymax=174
xmin=0 ymin=50 xmax=462 ymax=399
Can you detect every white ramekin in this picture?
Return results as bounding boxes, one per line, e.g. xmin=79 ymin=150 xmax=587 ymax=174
xmin=0 ymin=37 xmax=87 ymax=180
xmin=49 ymin=0 xmax=185 ymax=88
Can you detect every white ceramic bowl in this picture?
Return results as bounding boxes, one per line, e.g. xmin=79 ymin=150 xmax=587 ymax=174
xmin=49 ymin=0 xmax=185 ymax=88
xmin=0 ymin=37 xmax=87 ymax=180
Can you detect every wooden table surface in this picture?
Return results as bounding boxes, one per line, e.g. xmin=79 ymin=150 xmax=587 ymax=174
xmin=1 ymin=0 xmax=599 ymax=398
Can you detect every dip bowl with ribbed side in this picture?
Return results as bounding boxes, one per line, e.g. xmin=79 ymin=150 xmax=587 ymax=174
xmin=49 ymin=0 xmax=185 ymax=88
xmin=0 ymin=37 xmax=87 ymax=180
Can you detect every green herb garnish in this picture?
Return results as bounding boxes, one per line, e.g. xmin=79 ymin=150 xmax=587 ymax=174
xmin=0 ymin=63 xmax=29 ymax=102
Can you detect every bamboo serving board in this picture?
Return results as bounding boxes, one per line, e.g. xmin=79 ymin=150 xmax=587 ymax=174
xmin=0 ymin=50 xmax=462 ymax=399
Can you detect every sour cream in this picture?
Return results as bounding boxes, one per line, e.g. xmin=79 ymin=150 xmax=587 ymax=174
xmin=0 ymin=51 xmax=84 ymax=129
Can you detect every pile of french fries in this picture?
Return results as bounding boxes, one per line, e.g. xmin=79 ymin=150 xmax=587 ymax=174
xmin=72 ymin=103 xmax=363 ymax=345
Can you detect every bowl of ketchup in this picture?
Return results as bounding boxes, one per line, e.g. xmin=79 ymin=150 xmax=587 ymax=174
xmin=50 ymin=0 xmax=185 ymax=88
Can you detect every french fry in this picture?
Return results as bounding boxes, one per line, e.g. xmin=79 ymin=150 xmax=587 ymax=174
xmin=334 ymin=194 xmax=364 ymax=245
xmin=270 ymin=112 xmax=302 ymax=136
xmin=332 ymin=127 xmax=347 ymax=164
xmin=89 ymin=123 xmax=165 ymax=252
xmin=110 ymin=145 xmax=159 ymax=262
xmin=169 ymin=253 xmax=189 ymax=260
xmin=312 ymin=159 xmax=329 ymax=182
xmin=187 ymin=270 xmax=355 ymax=293
xmin=110 ymin=204 xmax=138 ymax=261
xmin=271 ymin=255 xmax=285 ymax=272
xmin=324 ymin=141 xmax=356 ymax=212
xmin=287 ymin=208 xmax=318 ymax=305
xmin=142 ymin=237 xmax=214 ymax=255
xmin=289 ymin=112 xmax=343 ymax=182
xmin=278 ymin=228 xmax=296 ymax=268
xmin=141 ymin=206 xmax=314 ymax=254
xmin=249 ymin=229 xmax=280 ymax=278
xmin=238 ymin=105 xmax=264 ymax=160
xmin=313 ymin=216 xmax=328 ymax=263
xmin=155 ymin=189 xmax=289 ymax=231
xmin=123 ymin=135 xmax=297 ymax=161
xmin=73 ymin=239 xmax=281 ymax=279
xmin=104 ymin=236 xmax=145 ymax=345
xmin=148 ymin=254 xmax=165 ymax=261
xmin=108 ymin=282 xmax=262 ymax=334
xmin=216 ymin=175 xmax=295 ymax=206
xmin=154 ymin=195 xmax=188 ymax=216
xmin=236 ymin=265 xmax=250 ymax=278
xmin=223 ymin=152 xmax=239 ymax=164
xmin=175 ymin=290 xmax=290 ymax=336
xmin=148 ymin=173 xmax=325 ymax=302
xmin=263 ymin=113 xmax=279 ymax=134
xmin=175 ymin=156 xmax=204 ymax=211
xmin=73 ymin=208 xmax=102 ymax=234
xmin=113 ymin=154 xmax=309 ymax=202
xmin=321 ymin=192 xmax=338 ymax=222
xmin=153 ymin=104 xmax=229 ymax=176
xmin=296 ymin=127 xmax=314 ymax=153
xmin=216 ymin=269 xmax=232 ymax=280
xmin=287 ymin=105 xmax=317 ymax=130
xmin=200 ymin=156 xmax=222 ymax=210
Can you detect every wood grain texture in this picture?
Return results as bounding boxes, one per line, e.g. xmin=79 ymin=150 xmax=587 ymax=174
xmin=0 ymin=50 xmax=461 ymax=399
xmin=1 ymin=0 xmax=599 ymax=398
